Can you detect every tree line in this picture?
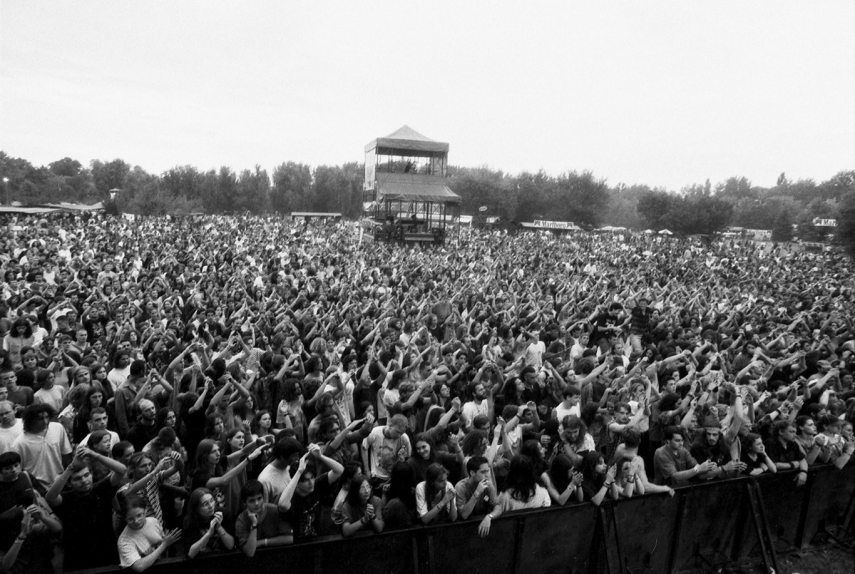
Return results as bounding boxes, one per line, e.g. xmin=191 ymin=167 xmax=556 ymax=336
xmin=1 ymin=150 xmax=853 ymax=247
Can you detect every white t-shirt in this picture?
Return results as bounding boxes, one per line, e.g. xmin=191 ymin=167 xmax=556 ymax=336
xmin=118 ymin=517 xmax=164 ymax=569
xmin=461 ymin=400 xmax=489 ymax=430
xmin=0 ymin=419 xmax=24 ymax=454
xmin=13 ymin=422 xmax=73 ymax=488
xmin=499 ymin=484 xmax=551 ymax=511
xmin=554 ymin=403 xmax=581 ymax=430
xmin=524 ymin=341 xmax=546 ymax=369
xmin=416 ymin=480 xmax=457 ymax=518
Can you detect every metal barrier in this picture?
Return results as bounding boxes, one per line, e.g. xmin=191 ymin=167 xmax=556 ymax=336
xmin=76 ymin=464 xmax=854 ymax=574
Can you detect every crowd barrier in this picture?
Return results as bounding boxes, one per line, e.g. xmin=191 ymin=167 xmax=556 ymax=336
xmin=78 ymin=464 xmax=854 ymax=574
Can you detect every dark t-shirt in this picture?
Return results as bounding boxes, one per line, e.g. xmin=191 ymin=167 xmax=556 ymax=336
xmin=764 ymin=438 xmax=804 ymax=465
xmin=55 ymin=480 xmax=119 ymax=570
xmin=0 ymin=472 xmax=43 ymax=549
xmin=283 ymin=472 xmax=333 ymax=541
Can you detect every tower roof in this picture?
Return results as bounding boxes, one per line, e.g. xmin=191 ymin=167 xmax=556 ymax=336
xmin=365 ymin=125 xmax=449 ymax=155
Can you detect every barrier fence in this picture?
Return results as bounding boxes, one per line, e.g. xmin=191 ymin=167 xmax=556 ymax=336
xmin=79 ymin=464 xmax=854 ymax=574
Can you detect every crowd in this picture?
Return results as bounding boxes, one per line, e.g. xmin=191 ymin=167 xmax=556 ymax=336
xmin=0 ymin=211 xmax=854 ymax=573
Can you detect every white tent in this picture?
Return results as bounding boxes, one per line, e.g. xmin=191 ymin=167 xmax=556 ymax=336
xmin=658 ymin=229 xmax=673 ymax=235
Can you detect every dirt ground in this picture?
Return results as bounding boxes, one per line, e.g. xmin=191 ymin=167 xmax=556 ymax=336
xmin=775 ymin=540 xmax=854 ymax=574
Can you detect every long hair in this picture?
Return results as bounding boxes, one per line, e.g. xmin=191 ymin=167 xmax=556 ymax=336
xmin=562 ymin=415 xmax=589 ymax=449
xmin=580 ymin=451 xmax=605 ymax=487
xmin=423 ymin=463 xmax=448 ymax=510
xmin=413 ymin=433 xmax=436 ymax=462
xmin=461 ymin=429 xmax=487 ymax=457
xmin=505 ymin=455 xmax=537 ymax=503
xmin=184 ymin=487 xmax=215 ymax=531
xmin=386 ymin=462 xmax=416 ymax=510
xmin=345 ymin=474 xmax=370 ymax=512
xmin=520 ymin=439 xmax=548 ymax=477
xmin=194 ymin=438 xmax=223 ymax=474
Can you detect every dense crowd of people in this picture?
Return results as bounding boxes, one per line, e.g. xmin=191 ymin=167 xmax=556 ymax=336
xmin=0 ymin=211 xmax=853 ymax=572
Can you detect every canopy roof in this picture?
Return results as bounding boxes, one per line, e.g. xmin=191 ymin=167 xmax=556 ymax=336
xmin=365 ymin=125 xmax=449 ymax=155
xmin=376 ymin=172 xmax=460 ymax=204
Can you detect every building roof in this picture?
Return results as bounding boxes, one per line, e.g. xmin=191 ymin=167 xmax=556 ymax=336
xmin=365 ymin=125 xmax=449 ymax=155
xmin=376 ymin=172 xmax=460 ymax=204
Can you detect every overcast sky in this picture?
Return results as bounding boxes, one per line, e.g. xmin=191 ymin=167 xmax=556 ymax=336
xmin=2 ymin=1 xmax=854 ymax=191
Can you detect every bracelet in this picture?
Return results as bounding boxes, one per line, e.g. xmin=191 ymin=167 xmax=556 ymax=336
xmin=798 ymin=470 xmax=807 ymax=475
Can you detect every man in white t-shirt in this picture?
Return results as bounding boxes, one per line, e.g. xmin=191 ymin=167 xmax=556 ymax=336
xmin=523 ymin=330 xmax=546 ymax=369
xmin=553 ymin=386 xmax=581 ymax=431
xmin=13 ymin=403 xmax=73 ymax=488
xmin=79 ymin=408 xmax=120 ymax=449
xmin=0 ymin=400 xmax=23 ymax=453
xmin=461 ymin=382 xmax=491 ymax=431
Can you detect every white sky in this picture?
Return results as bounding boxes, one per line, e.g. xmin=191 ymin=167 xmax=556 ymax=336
xmin=2 ymin=1 xmax=854 ymax=191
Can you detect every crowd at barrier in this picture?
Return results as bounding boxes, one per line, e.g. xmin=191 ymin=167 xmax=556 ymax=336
xmin=0 ymin=212 xmax=853 ymax=573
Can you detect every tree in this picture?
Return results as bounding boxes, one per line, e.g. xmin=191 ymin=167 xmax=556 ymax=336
xmin=271 ymin=162 xmax=312 ymax=213
xmin=234 ymin=166 xmax=270 ymax=213
xmin=161 ymin=166 xmax=204 ymax=201
xmin=637 ymin=190 xmax=675 ymax=231
xmin=837 ymin=190 xmax=855 ymax=259
xmin=90 ymin=159 xmax=130 ymax=197
xmin=48 ymin=157 xmax=83 ymax=178
xmin=553 ymin=171 xmax=610 ymax=227
xmin=771 ymin=209 xmax=793 ymax=242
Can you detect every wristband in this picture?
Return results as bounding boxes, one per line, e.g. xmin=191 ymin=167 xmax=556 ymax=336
xmin=798 ymin=470 xmax=807 ymax=475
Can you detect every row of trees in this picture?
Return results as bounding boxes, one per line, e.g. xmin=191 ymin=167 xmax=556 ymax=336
xmin=0 ymin=151 xmax=853 ymax=247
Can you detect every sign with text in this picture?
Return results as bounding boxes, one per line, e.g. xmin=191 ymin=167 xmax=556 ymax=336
xmin=532 ymin=219 xmax=579 ymax=230
xmin=812 ymin=218 xmax=837 ymax=227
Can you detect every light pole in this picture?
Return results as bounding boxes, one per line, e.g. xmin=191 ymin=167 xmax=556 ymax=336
xmin=2 ymin=177 xmax=8 ymax=205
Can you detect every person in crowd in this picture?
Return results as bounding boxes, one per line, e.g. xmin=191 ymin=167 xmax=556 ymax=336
xmin=477 ymin=455 xmax=550 ymax=537
xmin=740 ymin=433 xmax=778 ymax=475
xmin=415 ymin=462 xmax=458 ymax=524
xmin=653 ymin=426 xmax=716 ymax=487
xmin=765 ymin=420 xmax=808 ymax=486
xmin=46 ymin=449 xmax=121 ymax=570
xmin=0 ymin=400 xmax=23 ymax=454
xmin=183 ymin=487 xmax=235 ymax=558
xmin=455 ymin=455 xmax=499 ymax=519
xmin=381 ymin=461 xmax=418 ymax=529
xmin=117 ymin=495 xmax=182 ymax=572
xmin=13 ymin=403 xmax=74 ymax=488
xmin=277 ymin=444 xmax=345 ymax=540
xmin=234 ymin=480 xmax=293 ymax=556
xmin=362 ymin=414 xmax=411 ymax=489
xmin=340 ymin=473 xmax=385 ymax=536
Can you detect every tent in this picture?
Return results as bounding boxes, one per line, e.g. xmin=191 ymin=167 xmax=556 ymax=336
xmin=365 ymin=125 xmax=449 ymax=156
xmin=658 ymin=229 xmax=673 ymax=235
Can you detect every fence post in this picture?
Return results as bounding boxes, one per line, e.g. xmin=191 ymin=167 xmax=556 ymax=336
xmin=666 ymin=491 xmax=686 ymax=574
xmin=746 ymin=479 xmax=781 ymax=573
